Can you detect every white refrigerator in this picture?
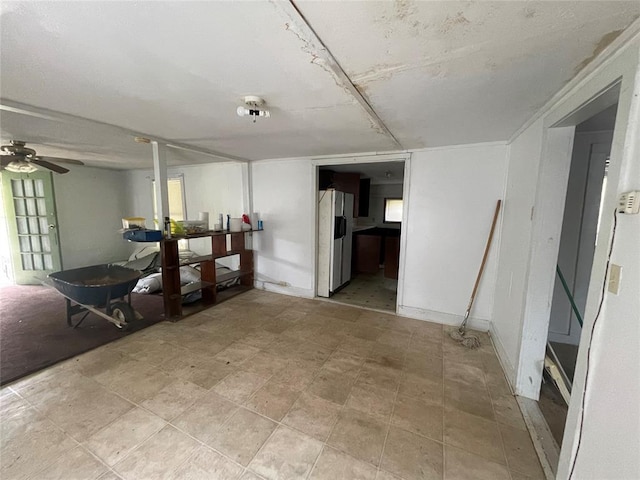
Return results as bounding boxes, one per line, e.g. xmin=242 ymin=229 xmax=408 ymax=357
xmin=318 ymin=190 xmax=354 ymax=297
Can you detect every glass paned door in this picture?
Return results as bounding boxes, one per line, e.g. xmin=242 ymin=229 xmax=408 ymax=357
xmin=1 ymin=171 xmax=62 ymax=284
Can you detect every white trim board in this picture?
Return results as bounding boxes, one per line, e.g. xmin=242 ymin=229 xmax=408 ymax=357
xmin=254 ymin=281 xmax=315 ymax=299
xmin=397 ymin=305 xmax=490 ymax=332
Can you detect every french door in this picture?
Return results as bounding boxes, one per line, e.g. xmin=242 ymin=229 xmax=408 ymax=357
xmin=1 ymin=171 xmax=62 ymax=284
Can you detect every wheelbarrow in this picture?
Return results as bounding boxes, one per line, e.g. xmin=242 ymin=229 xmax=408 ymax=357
xmin=48 ymin=264 xmax=143 ymax=330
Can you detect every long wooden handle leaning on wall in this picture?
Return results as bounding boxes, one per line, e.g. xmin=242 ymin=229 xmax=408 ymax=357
xmin=466 ymin=199 xmax=502 ymax=312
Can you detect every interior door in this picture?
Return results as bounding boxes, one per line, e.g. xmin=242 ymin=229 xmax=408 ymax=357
xmin=1 ymin=171 xmax=62 ymax=284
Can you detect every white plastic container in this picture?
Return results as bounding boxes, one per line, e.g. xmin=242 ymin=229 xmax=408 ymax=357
xmin=229 ymin=218 xmax=243 ymax=232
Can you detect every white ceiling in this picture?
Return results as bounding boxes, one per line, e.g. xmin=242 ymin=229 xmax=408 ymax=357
xmin=1 ymin=1 xmax=638 ymax=170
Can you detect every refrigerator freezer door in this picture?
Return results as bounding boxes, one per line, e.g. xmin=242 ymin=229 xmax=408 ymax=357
xmin=341 ymin=193 xmax=354 ymax=286
xmin=329 ymin=191 xmax=345 ymax=293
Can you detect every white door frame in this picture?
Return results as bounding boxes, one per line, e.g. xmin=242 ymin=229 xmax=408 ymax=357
xmin=310 ymin=153 xmax=411 ymax=312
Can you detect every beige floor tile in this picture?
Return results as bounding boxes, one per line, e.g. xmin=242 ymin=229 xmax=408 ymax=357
xmin=1 ymin=406 xmax=77 ymax=479
xmin=356 ymin=363 xmax=401 ymax=393
xmin=399 ymin=372 xmax=443 ymax=405
xmin=241 ymin=329 xmax=281 ymax=349
xmin=377 ymin=331 xmax=411 ymax=349
xmin=444 ymin=362 xmax=486 ymax=391
xmin=337 ymin=340 xmax=375 ymax=359
xmin=141 ymin=379 xmax=207 ymax=421
xmin=309 ymin=446 xmax=377 ymax=480
xmin=392 ymin=394 xmax=443 ymax=442
xmin=498 ymin=424 xmax=545 ymax=479
xmin=444 ymin=445 xmax=510 ymax=480
xmin=113 ymin=425 xmax=199 ymax=479
xmin=327 ymin=408 xmax=387 ymax=466
xmin=249 ymin=425 xmax=323 ymax=480
xmin=444 ymin=408 xmax=506 ymax=465
xmin=270 ymin=364 xmax=320 ymax=391
xmin=31 ymin=445 xmax=109 ymax=480
xmin=97 ymin=472 xmax=124 ymax=480
xmin=346 ymin=384 xmax=396 ymax=421
xmin=85 ymin=407 xmax=166 ymax=466
xmin=242 ymin=351 xmax=288 ymax=377
xmin=282 ymin=392 xmax=342 ymax=442
xmin=240 ymin=471 xmax=267 ymax=480
xmin=172 ymin=390 xmax=238 ymax=445
xmin=245 ymin=379 xmax=301 ymax=421
xmin=322 ymin=350 xmax=365 ymax=377
xmin=406 ymin=339 xmax=444 ymax=359
xmin=214 ymin=341 xmax=261 ymax=366
xmin=94 ymin=357 xmax=176 ymax=404
xmin=185 ymin=358 xmax=236 ymax=390
xmin=375 ymin=470 xmax=403 ymax=480
xmin=25 ymin=376 xmax=135 ymax=442
xmin=491 ymin=393 xmax=527 ymax=430
xmin=366 ymin=351 xmax=404 ymax=371
xmin=307 ymin=370 xmax=356 ymax=405
xmin=381 ymin=426 xmax=443 ymax=480
xmin=213 ymin=370 xmax=271 ymax=403
xmin=170 ymin=445 xmax=244 ymax=480
xmin=403 ymin=354 xmax=443 ymax=384
xmin=210 ymin=407 xmax=277 ymax=466
xmin=444 ymin=382 xmax=494 ymax=421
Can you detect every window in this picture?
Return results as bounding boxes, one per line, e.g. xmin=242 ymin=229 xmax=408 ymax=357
xmin=384 ymin=198 xmax=403 ymax=223
xmin=152 ymin=177 xmax=185 ymax=222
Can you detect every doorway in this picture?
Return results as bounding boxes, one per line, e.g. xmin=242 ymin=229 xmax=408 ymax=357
xmin=316 ymin=161 xmax=405 ymax=313
xmin=0 ymin=171 xmax=62 ymax=285
xmin=539 ymin=103 xmax=617 ymax=446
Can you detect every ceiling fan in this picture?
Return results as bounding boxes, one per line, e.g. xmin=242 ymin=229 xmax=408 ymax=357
xmin=0 ymin=140 xmax=85 ymax=174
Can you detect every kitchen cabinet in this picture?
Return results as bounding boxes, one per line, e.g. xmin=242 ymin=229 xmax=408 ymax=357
xmin=160 ymin=229 xmax=259 ymax=319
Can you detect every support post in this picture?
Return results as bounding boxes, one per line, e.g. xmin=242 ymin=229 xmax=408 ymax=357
xmin=152 ymin=141 xmax=170 ymax=227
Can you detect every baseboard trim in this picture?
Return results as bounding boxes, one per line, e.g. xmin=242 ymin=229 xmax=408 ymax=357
xmin=517 ymin=396 xmax=560 ymax=480
xmin=397 ymin=305 xmax=490 ymax=332
xmin=489 ymin=323 xmax=518 ymax=388
xmin=254 ymin=282 xmax=315 ymax=299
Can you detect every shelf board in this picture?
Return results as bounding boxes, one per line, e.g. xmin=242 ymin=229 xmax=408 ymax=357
xmin=216 ymin=269 xmax=252 ymax=284
xmin=163 ymin=229 xmax=264 ymax=242
xmin=178 ymin=250 xmax=245 ymax=266
xmin=180 ymin=280 xmax=214 ymax=296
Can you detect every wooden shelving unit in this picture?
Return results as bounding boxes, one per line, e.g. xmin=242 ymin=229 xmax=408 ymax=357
xmin=160 ymin=229 xmax=260 ymax=319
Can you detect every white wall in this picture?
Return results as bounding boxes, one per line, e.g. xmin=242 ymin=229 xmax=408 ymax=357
xmin=398 ymin=144 xmax=508 ymax=330
xmin=54 ymin=166 xmax=131 ymax=269
xmin=487 ymin=32 xmax=640 ymax=478
xmin=126 ymin=162 xmax=244 ymax=256
xmin=251 ymin=143 xmax=508 ymax=328
xmin=251 ymin=159 xmax=316 ymax=297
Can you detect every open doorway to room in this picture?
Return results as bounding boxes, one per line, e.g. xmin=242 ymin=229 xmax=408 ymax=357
xmin=539 ymin=103 xmax=618 ymax=447
xmin=316 ymin=161 xmax=405 ymax=313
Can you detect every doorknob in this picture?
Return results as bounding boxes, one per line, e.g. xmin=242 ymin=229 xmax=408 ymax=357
xmin=49 ymin=224 xmax=56 ymax=230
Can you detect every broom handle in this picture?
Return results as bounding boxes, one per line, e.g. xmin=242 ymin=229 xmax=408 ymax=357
xmin=466 ymin=199 xmax=502 ymax=312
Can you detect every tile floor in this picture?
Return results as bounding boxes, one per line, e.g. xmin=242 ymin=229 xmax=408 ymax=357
xmin=0 ymin=290 xmax=545 ymax=480
xmin=331 ymin=271 xmax=397 ymax=312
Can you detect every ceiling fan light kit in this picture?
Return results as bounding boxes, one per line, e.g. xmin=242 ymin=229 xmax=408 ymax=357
xmin=0 ymin=140 xmax=85 ymax=174
xmin=237 ymin=95 xmax=270 ymax=123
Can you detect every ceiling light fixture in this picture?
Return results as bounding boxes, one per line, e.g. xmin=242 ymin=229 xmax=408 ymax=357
xmin=237 ymin=96 xmax=270 ymax=123
xmin=5 ymin=158 xmax=37 ymax=173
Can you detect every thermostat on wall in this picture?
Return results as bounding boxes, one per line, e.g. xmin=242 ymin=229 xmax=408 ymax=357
xmin=617 ymin=191 xmax=640 ymax=214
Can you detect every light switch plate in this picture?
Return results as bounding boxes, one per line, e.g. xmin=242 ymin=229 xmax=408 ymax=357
xmin=608 ymin=264 xmax=621 ymax=295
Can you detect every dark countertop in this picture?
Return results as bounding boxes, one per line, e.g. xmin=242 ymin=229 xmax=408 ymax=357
xmin=353 ymin=227 xmax=401 ymax=237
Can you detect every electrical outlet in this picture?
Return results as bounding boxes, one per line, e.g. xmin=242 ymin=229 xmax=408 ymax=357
xmin=617 ymin=191 xmax=640 ymax=214
xmin=608 ymin=264 xmax=621 ymax=295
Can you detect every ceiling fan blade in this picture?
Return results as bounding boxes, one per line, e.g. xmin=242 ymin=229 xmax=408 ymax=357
xmin=33 ymin=156 xmax=85 ymax=166
xmin=30 ymin=158 xmax=70 ymax=174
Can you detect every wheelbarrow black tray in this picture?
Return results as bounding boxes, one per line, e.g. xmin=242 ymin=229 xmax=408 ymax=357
xmin=49 ymin=264 xmax=141 ymax=307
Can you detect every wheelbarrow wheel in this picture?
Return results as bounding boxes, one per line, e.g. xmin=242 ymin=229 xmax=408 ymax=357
xmin=110 ymin=302 xmax=135 ymax=330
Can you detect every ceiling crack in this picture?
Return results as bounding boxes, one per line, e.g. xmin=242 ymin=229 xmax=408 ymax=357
xmin=275 ymin=0 xmax=403 ymax=149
